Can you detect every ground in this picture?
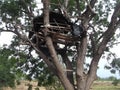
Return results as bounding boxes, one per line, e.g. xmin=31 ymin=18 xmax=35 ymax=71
xmin=1 ymin=80 xmax=46 ymax=90
xmin=92 ymin=81 xmax=120 ymax=90
xmin=1 ymin=80 xmax=120 ymax=90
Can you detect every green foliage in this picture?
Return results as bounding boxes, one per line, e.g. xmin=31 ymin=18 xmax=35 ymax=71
xmin=108 ymin=76 xmax=117 ymax=81
xmin=0 ymin=0 xmax=36 ymax=28
xmin=2 ymin=0 xmax=22 ymax=17
xmin=50 ymin=0 xmax=86 ymax=16
xmin=16 ymin=80 xmax=21 ymax=85
xmin=111 ymin=58 xmax=120 ymax=68
xmin=35 ymin=87 xmax=39 ymax=90
xmin=50 ymin=0 xmax=64 ymax=10
xmin=112 ymin=79 xmax=120 ymax=86
xmin=97 ymin=76 xmax=120 ymax=86
xmin=110 ymin=69 xmax=116 ymax=74
xmin=0 ymin=48 xmax=16 ymax=88
xmin=27 ymin=84 xmax=32 ymax=90
xmin=105 ymin=58 xmax=120 ymax=74
xmin=45 ymin=77 xmax=64 ymax=90
xmin=0 ymin=47 xmax=28 ymax=88
xmin=37 ymin=72 xmax=56 ymax=86
xmin=92 ymin=83 xmax=120 ymax=90
xmin=9 ymin=38 xmax=57 ymax=86
xmin=7 ymin=36 xmax=56 ymax=86
xmin=97 ymin=76 xmax=117 ymax=81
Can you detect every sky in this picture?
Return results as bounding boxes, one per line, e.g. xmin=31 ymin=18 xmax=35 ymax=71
xmin=0 ymin=32 xmax=14 ymax=46
xmin=0 ymin=32 xmax=120 ymax=79
xmin=97 ymin=44 xmax=120 ymax=79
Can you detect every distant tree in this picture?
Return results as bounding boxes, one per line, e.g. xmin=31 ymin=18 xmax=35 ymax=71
xmin=112 ymin=78 xmax=120 ymax=86
xmin=108 ymin=76 xmax=117 ymax=81
xmin=0 ymin=0 xmax=120 ymax=90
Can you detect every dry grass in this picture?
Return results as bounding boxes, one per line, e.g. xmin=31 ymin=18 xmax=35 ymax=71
xmin=1 ymin=80 xmax=46 ymax=90
xmin=1 ymin=80 xmax=120 ymax=90
xmin=91 ymin=81 xmax=120 ymax=90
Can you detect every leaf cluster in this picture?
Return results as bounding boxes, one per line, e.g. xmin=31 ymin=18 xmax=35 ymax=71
xmin=0 ymin=47 xmax=16 ymax=88
xmin=105 ymin=58 xmax=120 ymax=74
xmin=0 ymin=0 xmax=36 ymax=21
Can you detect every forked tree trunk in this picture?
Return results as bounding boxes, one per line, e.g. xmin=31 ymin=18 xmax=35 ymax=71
xmin=42 ymin=0 xmax=120 ymax=90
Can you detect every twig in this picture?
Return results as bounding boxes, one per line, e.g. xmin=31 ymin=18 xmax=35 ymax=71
xmin=85 ymin=0 xmax=95 ymax=14
xmin=107 ymin=42 xmax=120 ymax=47
xmin=75 ymin=0 xmax=81 ymax=16
xmin=0 ymin=29 xmax=16 ymax=34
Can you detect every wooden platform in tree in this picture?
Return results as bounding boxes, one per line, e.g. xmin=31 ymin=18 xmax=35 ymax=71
xmin=37 ymin=25 xmax=80 ymax=45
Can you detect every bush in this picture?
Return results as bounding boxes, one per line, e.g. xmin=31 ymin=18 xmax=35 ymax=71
xmin=112 ymin=79 xmax=119 ymax=86
xmin=35 ymin=87 xmax=39 ymax=90
xmin=27 ymin=84 xmax=32 ymax=90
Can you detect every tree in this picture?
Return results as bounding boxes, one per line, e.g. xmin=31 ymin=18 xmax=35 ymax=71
xmin=0 ymin=0 xmax=120 ymax=90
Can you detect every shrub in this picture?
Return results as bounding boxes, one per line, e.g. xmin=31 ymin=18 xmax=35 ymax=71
xmin=35 ymin=87 xmax=39 ymax=90
xmin=27 ymin=84 xmax=32 ymax=90
xmin=112 ymin=79 xmax=119 ymax=86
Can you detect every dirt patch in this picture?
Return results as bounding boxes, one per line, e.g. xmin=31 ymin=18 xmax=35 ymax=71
xmin=2 ymin=80 xmax=46 ymax=90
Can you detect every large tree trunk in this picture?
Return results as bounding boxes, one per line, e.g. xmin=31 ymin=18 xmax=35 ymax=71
xmin=76 ymin=37 xmax=87 ymax=90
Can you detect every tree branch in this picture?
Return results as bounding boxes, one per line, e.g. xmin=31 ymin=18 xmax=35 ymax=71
xmin=57 ymin=0 xmax=71 ymax=19
xmin=81 ymin=0 xmax=97 ymax=26
xmin=85 ymin=0 xmax=95 ymax=13
xmin=1 ymin=23 xmax=57 ymax=75
xmin=87 ymin=2 xmax=120 ymax=88
xmin=27 ymin=37 xmax=57 ymax=74
xmin=90 ymin=33 xmax=96 ymax=56
xmin=60 ymin=51 xmax=74 ymax=85
xmin=98 ymin=2 xmax=120 ymax=55
xmin=64 ymin=0 xmax=69 ymax=8
xmin=20 ymin=0 xmax=34 ymax=18
xmin=0 ymin=28 xmax=16 ymax=34
xmin=75 ymin=0 xmax=81 ymax=16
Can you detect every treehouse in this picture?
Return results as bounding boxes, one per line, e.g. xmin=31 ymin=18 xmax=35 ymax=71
xmin=29 ymin=11 xmax=85 ymax=47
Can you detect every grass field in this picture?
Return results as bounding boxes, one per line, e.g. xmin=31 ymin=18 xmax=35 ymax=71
xmin=92 ymin=86 xmax=120 ymax=90
xmin=92 ymin=81 xmax=120 ymax=90
xmin=1 ymin=80 xmax=120 ymax=90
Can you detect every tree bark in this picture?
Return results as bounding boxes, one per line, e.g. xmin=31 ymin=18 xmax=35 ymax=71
xmin=45 ymin=36 xmax=74 ymax=90
xmin=76 ymin=37 xmax=87 ymax=90
xmin=60 ymin=51 xmax=74 ymax=85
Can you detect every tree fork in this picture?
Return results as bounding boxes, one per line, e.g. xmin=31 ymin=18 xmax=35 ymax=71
xmin=45 ymin=36 xmax=74 ymax=90
xmin=43 ymin=0 xmax=74 ymax=90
